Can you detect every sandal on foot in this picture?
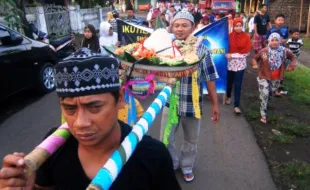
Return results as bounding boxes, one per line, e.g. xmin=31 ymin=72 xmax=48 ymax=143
xmin=183 ymin=173 xmax=195 ymax=183
xmin=260 ymin=117 xmax=267 ymax=124
xmin=234 ymin=107 xmax=242 ymax=115
xmin=225 ymin=98 xmax=231 ymax=105
xmin=275 ymin=92 xmax=282 ymax=97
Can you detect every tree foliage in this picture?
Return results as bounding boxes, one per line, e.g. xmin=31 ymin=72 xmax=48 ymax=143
xmin=0 ymin=0 xmax=23 ymax=30
xmin=0 ymin=0 xmax=31 ymax=37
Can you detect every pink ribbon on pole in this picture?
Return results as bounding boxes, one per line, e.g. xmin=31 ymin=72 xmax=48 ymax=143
xmin=122 ymin=74 xmax=156 ymax=99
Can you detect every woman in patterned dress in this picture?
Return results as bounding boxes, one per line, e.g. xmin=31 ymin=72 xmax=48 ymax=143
xmin=225 ymin=18 xmax=252 ymax=114
xmin=252 ymin=32 xmax=296 ymax=124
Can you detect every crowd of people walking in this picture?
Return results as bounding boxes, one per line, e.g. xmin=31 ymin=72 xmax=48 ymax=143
xmin=0 ymin=2 xmax=305 ymax=189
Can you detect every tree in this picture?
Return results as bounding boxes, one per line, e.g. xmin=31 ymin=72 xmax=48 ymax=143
xmin=0 ymin=0 xmax=32 ymax=37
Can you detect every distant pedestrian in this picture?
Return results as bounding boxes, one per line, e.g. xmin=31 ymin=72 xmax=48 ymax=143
xmin=206 ymin=7 xmax=215 ymax=22
xmin=266 ymin=14 xmax=290 ymax=93
xmin=197 ymin=15 xmax=210 ymax=29
xmin=214 ymin=14 xmax=220 ymax=21
xmin=228 ymin=14 xmax=234 ymax=33
xmin=252 ymin=33 xmax=296 ymax=124
xmin=81 ymin=24 xmax=100 ymax=52
xmin=248 ymin=12 xmax=257 ymax=38
xmin=240 ymin=12 xmax=247 ymax=31
xmin=266 ymin=14 xmax=289 ymax=46
xmin=106 ymin=12 xmax=117 ymax=33
xmin=99 ymin=22 xmax=119 ymax=48
xmin=168 ymin=5 xmax=176 ymax=23
xmin=225 ymin=18 xmax=252 ymax=114
xmin=286 ymin=29 xmax=303 ymax=58
xmin=124 ymin=7 xmax=141 ymax=25
xmin=235 ymin=12 xmax=240 ymax=18
xmin=253 ymin=4 xmax=271 ymax=53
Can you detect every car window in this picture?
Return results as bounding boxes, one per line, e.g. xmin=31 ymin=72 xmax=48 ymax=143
xmin=0 ymin=27 xmax=29 ymax=46
xmin=21 ymin=36 xmax=31 ymax=45
xmin=0 ymin=29 xmax=10 ymax=46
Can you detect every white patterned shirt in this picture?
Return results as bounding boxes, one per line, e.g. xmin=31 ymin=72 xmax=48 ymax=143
xmin=227 ymin=53 xmax=250 ymax=71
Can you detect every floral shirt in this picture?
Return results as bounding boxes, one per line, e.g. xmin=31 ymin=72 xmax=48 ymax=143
xmin=227 ymin=53 xmax=250 ymax=71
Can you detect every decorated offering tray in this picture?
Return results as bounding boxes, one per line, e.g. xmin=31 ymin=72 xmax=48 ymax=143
xmin=104 ymin=29 xmax=204 ymax=78
xmin=121 ymin=60 xmax=198 ymax=78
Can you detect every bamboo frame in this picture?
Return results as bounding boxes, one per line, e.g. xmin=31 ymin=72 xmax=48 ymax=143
xmin=299 ymin=0 xmax=304 ymax=31
xmin=307 ymin=4 xmax=310 ymax=37
xmin=249 ymin=0 xmax=252 ymax=15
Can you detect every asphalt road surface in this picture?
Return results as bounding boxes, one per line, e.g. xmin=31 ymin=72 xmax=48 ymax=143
xmin=0 ymin=90 xmax=276 ymax=190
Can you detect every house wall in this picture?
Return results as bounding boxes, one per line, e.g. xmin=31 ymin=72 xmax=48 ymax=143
xmin=268 ymin=0 xmax=310 ymax=31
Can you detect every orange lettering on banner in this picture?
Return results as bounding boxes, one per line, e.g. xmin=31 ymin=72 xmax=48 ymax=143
xmin=137 ymin=36 xmax=145 ymax=41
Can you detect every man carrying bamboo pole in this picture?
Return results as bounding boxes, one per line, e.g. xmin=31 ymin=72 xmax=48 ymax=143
xmin=0 ymin=48 xmax=180 ymax=189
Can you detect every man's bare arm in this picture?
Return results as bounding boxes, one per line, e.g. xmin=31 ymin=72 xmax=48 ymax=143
xmin=206 ymin=81 xmax=218 ymax=107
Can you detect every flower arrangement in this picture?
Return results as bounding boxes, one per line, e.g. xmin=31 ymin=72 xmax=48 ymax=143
xmin=112 ymin=29 xmax=201 ymax=66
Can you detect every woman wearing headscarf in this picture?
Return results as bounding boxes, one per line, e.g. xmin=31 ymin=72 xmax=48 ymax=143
xmin=252 ymin=32 xmax=296 ymax=124
xmin=99 ymin=22 xmax=119 ymax=49
xmin=197 ymin=15 xmax=210 ymax=29
xmin=225 ymin=18 xmax=252 ymax=114
xmin=81 ymin=24 xmax=100 ymax=52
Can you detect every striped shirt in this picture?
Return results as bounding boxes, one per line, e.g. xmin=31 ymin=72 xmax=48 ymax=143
xmin=123 ymin=15 xmax=142 ymax=25
xmin=109 ymin=19 xmax=117 ymax=33
xmin=287 ymin=38 xmax=303 ymax=57
xmin=169 ymin=43 xmax=219 ymax=117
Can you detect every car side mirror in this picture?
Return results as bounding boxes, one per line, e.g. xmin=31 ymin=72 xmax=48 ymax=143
xmin=9 ymin=33 xmax=23 ymax=45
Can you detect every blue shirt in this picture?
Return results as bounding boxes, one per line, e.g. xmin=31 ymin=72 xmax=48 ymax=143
xmin=209 ymin=14 xmax=215 ymax=23
xmin=266 ymin=25 xmax=289 ymax=40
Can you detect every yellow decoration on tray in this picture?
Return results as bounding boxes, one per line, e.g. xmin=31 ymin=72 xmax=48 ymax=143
xmin=192 ymin=71 xmax=201 ymax=119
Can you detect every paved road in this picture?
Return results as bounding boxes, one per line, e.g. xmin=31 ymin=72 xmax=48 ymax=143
xmin=0 ymin=91 xmax=276 ymax=190
xmin=298 ymin=50 xmax=310 ymax=68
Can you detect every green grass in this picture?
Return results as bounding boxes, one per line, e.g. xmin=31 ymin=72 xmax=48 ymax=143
xmin=271 ymin=133 xmax=296 ymax=144
xmin=245 ymin=109 xmax=260 ymax=121
xmin=302 ymin=37 xmax=310 ymax=50
xmin=278 ymin=160 xmax=310 ymax=190
xmin=285 ymin=67 xmax=310 ymax=106
xmin=280 ymin=121 xmax=310 ymax=137
xmin=268 ymin=112 xmax=279 ymax=124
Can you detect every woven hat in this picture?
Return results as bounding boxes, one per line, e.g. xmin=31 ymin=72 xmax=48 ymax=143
xmin=53 ymin=48 xmax=120 ymax=98
xmin=172 ymin=11 xmax=195 ymax=24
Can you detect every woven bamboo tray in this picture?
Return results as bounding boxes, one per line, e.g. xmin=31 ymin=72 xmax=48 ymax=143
xmin=121 ymin=61 xmax=198 ymax=78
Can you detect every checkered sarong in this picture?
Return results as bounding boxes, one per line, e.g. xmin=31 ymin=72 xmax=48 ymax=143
xmin=253 ymin=34 xmax=265 ymax=53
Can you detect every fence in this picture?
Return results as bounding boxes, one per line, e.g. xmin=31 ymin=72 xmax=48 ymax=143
xmin=22 ymin=5 xmax=111 ymax=36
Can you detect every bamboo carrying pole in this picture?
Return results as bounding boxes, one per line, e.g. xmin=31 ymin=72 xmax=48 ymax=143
xmin=299 ymin=0 xmax=304 ymax=31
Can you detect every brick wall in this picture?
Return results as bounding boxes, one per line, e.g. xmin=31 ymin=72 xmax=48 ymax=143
xmin=269 ymin=0 xmax=310 ymax=31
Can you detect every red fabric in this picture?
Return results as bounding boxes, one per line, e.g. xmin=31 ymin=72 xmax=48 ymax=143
xmin=271 ymin=68 xmax=281 ymax=80
xmin=229 ymin=18 xmax=252 ymax=54
xmin=202 ymin=15 xmax=210 ymax=22
xmin=233 ymin=18 xmax=243 ymax=26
